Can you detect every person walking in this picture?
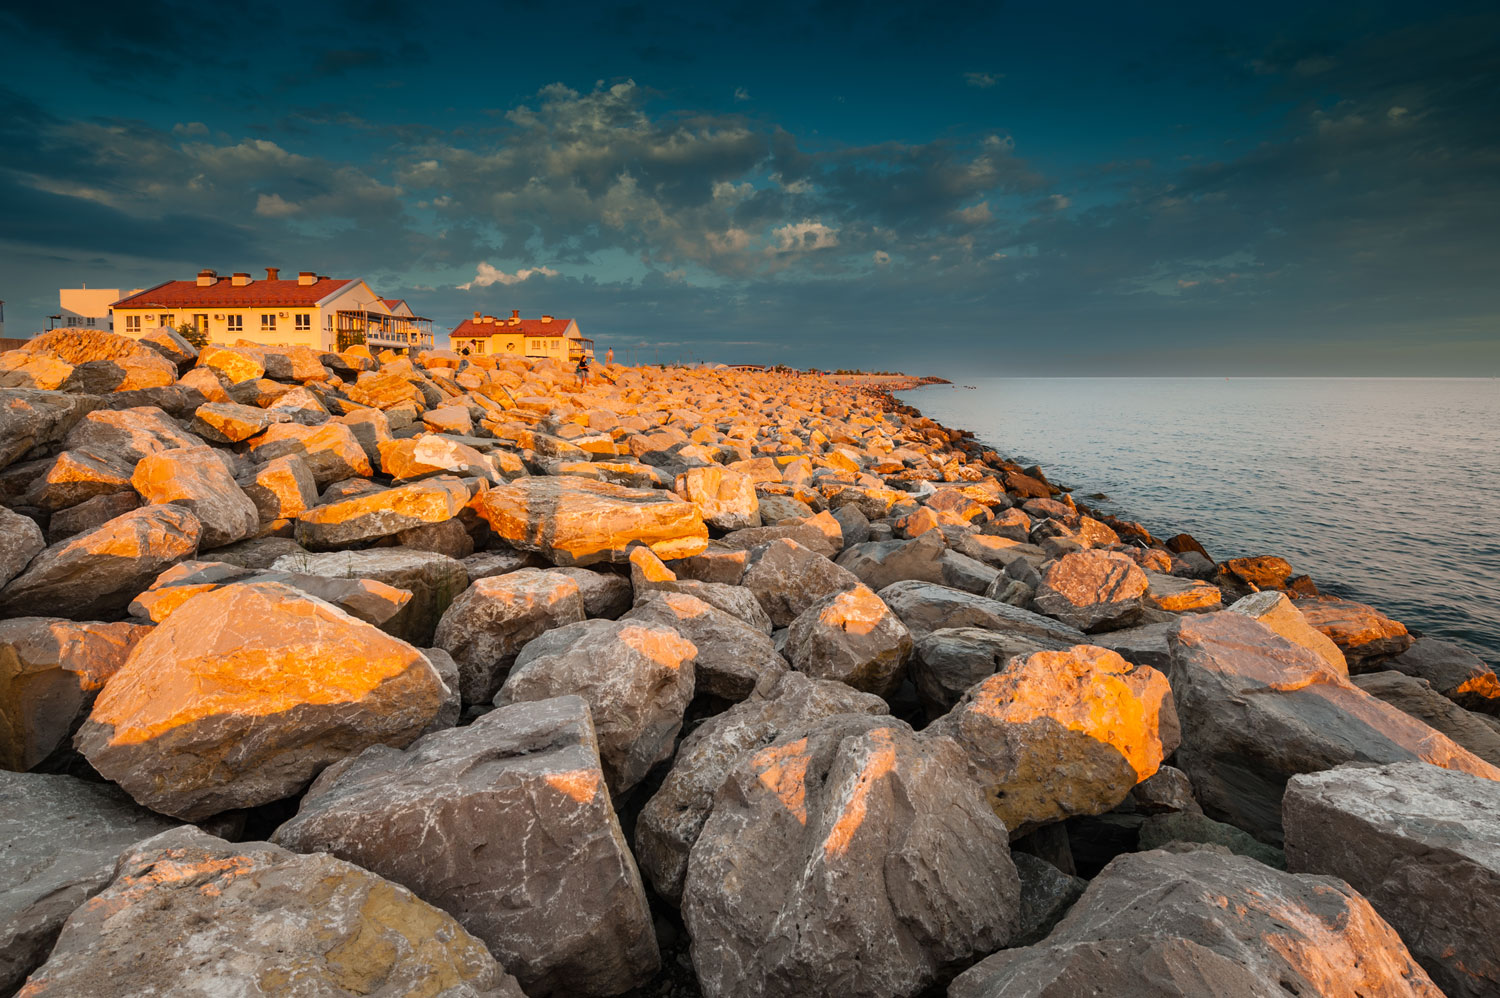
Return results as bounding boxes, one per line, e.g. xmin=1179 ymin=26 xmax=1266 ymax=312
xmin=605 ymin=346 xmax=614 ymax=366
xmin=576 ymin=353 xmax=591 ymax=388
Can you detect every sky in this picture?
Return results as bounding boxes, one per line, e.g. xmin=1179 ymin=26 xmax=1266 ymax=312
xmin=0 ymin=0 xmax=1496 ymax=374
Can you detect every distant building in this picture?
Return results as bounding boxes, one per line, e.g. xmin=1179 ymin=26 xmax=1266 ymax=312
xmin=58 ymin=287 xmax=142 ymax=331
xmin=450 ymin=310 xmax=592 ymax=362
xmin=110 ymin=268 xmax=433 ymax=353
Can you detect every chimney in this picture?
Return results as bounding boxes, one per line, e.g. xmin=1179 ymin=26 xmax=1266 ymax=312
xmin=196 ymin=269 xmax=218 ymax=287
xmin=472 ymin=311 xmax=481 ymax=320
xmin=231 ymin=272 xmax=252 ymax=287
xmin=511 ymin=309 xmax=520 ymax=320
xmin=298 ymin=271 xmax=317 ymax=286
xmin=265 ymin=267 xmax=280 ymax=281
xmin=317 ymin=275 xmax=329 ymax=281
xmin=541 ymin=314 xmax=552 ymax=323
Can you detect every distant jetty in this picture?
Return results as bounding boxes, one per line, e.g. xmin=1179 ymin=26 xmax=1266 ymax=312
xmin=1 ymin=327 xmax=1496 ymax=998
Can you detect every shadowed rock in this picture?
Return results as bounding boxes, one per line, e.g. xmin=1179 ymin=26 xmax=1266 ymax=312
xmin=624 ymin=591 xmax=787 ymax=701
xmin=1033 ymin=549 xmax=1148 ymax=632
xmin=911 ymin=626 xmax=1073 ymax=718
xmin=15 ymin=826 xmax=525 ymax=997
xmin=879 ymin=580 xmax=1086 ymax=644
xmin=0 ymin=389 xmax=96 ymax=472
xmin=1386 ymin=637 xmax=1500 ymax=715
xmin=784 ymin=584 xmax=912 ymax=698
xmin=0 ymin=507 xmax=43 ymax=588
xmin=950 ymin=848 xmax=1443 ymax=998
xmin=742 ymin=537 xmax=862 ymax=627
xmin=272 ymin=547 xmax=469 ymax=645
xmin=273 ymin=696 xmax=659 ymax=998
xmin=1354 ymin=671 xmax=1500 ymax=765
xmin=1285 ymin=761 xmax=1500 ymax=998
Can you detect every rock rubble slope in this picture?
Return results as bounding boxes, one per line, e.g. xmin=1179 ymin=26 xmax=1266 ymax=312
xmin=0 ymin=331 xmax=1495 ymax=997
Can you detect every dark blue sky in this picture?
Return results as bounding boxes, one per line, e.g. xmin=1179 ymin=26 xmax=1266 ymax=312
xmin=1 ymin=0 xmax=1496 ymax=373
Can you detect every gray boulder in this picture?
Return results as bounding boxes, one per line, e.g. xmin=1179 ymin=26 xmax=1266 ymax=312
xmin=742 ymin=537 xmax=862 ymax=627
xmin=624 ymin=591 xmax=787 ymax=701
xmin=273 ymin=547 xmax=469 ymax=645
xmin=1285 ymin=761 xmax=1500 ymax=998
xmin=835 ymin=528 xmax=946 ymax=590
xmin=783 ymin=583 xmax=912 ymax=698
xmin=1387 ymin=636 xmax=1500 ymax=715
xmin=878 ymin=580 xmax=1085 ymax=644
xmin=1354 ymin=670 xmax=1500 ymax=766
xmin=0 ymin=507 xmax=44 ymax=588
xmin=274 ymin=696 xmax=658 ymax=997
xmin=910 ymin=626 xmax=1071 ymax=717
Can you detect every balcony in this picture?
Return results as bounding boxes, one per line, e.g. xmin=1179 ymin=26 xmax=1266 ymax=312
xmin=336 ymin=310 xmax=434 ymax=353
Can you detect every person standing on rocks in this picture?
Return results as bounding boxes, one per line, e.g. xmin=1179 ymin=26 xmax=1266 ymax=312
xmin=606 ymin=347 xmax=614 ymax=366
xmin=576 ymin=353 xmax=591 ymax=388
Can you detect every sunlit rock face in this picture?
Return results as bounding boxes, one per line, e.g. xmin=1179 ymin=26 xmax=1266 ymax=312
xmin=909 ymin=626 xmax=1073 ymax=719
xmin=623 ymin=591 xmax=787 ymax=702
xmin=294 ymin=477 xmax=470 ymax=549
xmin=783 ymin=584 xmax=912 ymax=698
xmin=14 ymin=826 xmax=525 ymax=998
xmin=475 ymin=475 xmax=709 ymax=566
xmin=273 ymin=695 xmax=659 ymax=998
xmin=62 ymin=406 xmax=200 ymax=465
xmin=23 ymin=448 xmax=135 ymax=513
xmin=19 ymin=330 xmax=177 ymax=392
xmin=1 ymin=774 xmax=179 ymax=995
xmin=1033 ymin=549 xmax=1149 ymax=632
xmin=244 ymin=421 xmax=374 ymax=487
xmin=197 ymin=344 xmax=265 ymax=383
xmin=1167 ymin=612 xmax=1500 ymax=844
xmin=637 ymin=672 xmax=888 ymax=904
xmin=188 ymin=400 xmax=283 ymax=443
xmin=432 ymin=568 xmax=587 ymax=704
xmin=674 ymin=465 xmax=761 ymax=530
xmin=272 ymin=547 xmax=469 ymax=646
xmin=1285 ymin=761 xmax=1500 ymax=998
xmin=74 ymin=581 xmax=444 ymax=820
xmin=741 ymin=537 xmax=862 ymax=627
xmin=1296 ymin=595 xmax=1414 ymax=667
xmin=1227 ymin=590 xmax=1347 ymax=674
xmin=950 ymin=848 xmax=1445 ymax=998
xmin=130 ymin=445 xmax=259 ymax=550
xmin=928 ymin=644 xmax=1178 ymax=835
xmin=0 ymin=506 xmax=202 ymax=620
xmin=378 ymin=433 xmax=496 ymax=482
xmin=682 ymin=714 xmax=1019 ymax=998
xmin=0 ymin=618 xmax=149 ymax=772
xmin=496 ymin=618 xmax=696 ymax=795
xmin=1353 ymin=671 xmax=1500 ymax=765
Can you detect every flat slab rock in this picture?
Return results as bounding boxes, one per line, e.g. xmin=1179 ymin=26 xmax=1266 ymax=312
xmin=950 ymin=847 xmax=1443 ymax=998
xmin=75 ymin=581 xmax=445 ymax=820
xmin=0 ymin=773 xmax=179 ymax=996
xmin=1284 ymin=761 xmax=1500 ymax=998
xmin=274 ymin=695 xmax=658 ymax=998
xmin=15 ymin=826 xmax=525 ymax=998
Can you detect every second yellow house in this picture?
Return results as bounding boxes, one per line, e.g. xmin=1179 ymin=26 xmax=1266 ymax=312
xmin=450 ymin=311 xmax=592 ymax=362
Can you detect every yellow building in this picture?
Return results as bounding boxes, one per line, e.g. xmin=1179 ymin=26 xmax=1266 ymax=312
xmin=58 ymin=286 xmax=143 ymax=332
xmin=110 ymin=268 xmax=434 ymax=353
xmin=449 ymin=310 xmax=592 ymax=362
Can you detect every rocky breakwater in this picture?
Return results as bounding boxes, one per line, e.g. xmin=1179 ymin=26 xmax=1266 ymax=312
xmin=0 ymin=327 xmax=1495 ymax=997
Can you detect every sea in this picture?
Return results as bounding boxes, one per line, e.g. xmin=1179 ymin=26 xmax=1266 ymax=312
xmin=898 ymin=377 xmax=1500 ymax=668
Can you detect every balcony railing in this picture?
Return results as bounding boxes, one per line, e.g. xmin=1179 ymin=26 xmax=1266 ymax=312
xmin=336 ymin=309 xmax=434 ymax=352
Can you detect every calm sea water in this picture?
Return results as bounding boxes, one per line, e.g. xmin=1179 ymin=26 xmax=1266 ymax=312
xmin=899 ymin=378 xmax=1500 ymax=667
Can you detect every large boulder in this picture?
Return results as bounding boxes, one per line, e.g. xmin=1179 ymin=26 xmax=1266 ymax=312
xmin=0 ymin=389 xmax=96 ymax=471
xmin=475 ymin=475 xmax=708 ymax=566
xmin=674 ymin=465 xmax=760 ymax=530
xmin=950 ymin=848 xmax=1443 ymax=998
xmin=0 ymin=773 xmax=178 ymax=995
xmin=74 ymin=582 xmax=445 ymax=819
xmin=244 ymin=421 xmax=374 ymax=487
xmin=188 ymin=400 xmax=283 ymax=443
xmin=0 ymin=505 xmax=202 ymax=619
xmin=548 ymin=566 xmax=633 ymax=618
xmin=1033 ymin=549 xmax=1148 ymax=632
xmin=636 ymin=672 xmax=888 ymax=903
xmin=432 ymin=569 xmax=587 ymax=704
xmin=273 ymin=696 xmax=659 ymax=997
xmin=22 ymin=447 xmax=134 ymax=513
xmin=1227 ymin=590 xmax=1347 ymax=674
xmin=835 ymin=529 xmax=946 ymax=590
xmin=717 ymin=510 xmax=843 ymax=559
xmin=623 ymin=591 xmax=787 ymax=701
xmin=0 ymin=506 xmax=44 ymax=588
xmin=16 ymin=825 xmax=525 ymax=997
xmin=130 ymin=445 xmax=259 ymax=550
xmin=1167 ymin=612 xmax=1500 ymax=843
xmin=61 ymin=405 xmax=199 ymax=464
xmin=496 ymin=618 xmax=696 ymax=794
xmin=20 ymin=329 xmax=177 ymax=391
xmin=1386 ymin=637 xmax=1500 ymax=715
xmin=271 ymin=547 xmax=469 ymax=645
xmin=126 ymin=560 xmax=412 ymax=632
xmin=928 ymin=645 xmax=1178 ymax=835
xmin=878 ymin=580 xmax=1085 ymax=644
xmin=1284 ymin=761 xmax=1500 ymax=998
xmin=783 ymin=584 xmax=912 ymax=698
xmin=0 ymin=617 xmax=149 ymax=772
xmin=910 ymin=626 xmax=1072 ymax=718
xmin=741 ymin=537 xmax=862 ymax=627
xmin=1296 ymin=596 xmax=1413 ymax=666
xmin=379 ymin=433 xmax=497 ymax=482
xmin=682 ymin=715 xmax=1020 ymax=998
xmin=1353 ymin=671 xmax=1500 ymax=765
xmin=295 ymin=477 xmax=470 ymax=549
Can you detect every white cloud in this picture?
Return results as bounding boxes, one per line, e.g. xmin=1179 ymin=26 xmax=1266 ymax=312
xmin=771 ymin=220 xmax=839 ymax=253
xmin=873 ymin=250 xmax=891 ymax=265
xmin=1046 ymin=194 xmax=1072 ymax=211
xmin=255 ymin=193 xmax=302 ymax=217
xmin=707 ymin=228 xmax=753 ymax=253
xmin=955 ymin=201 xmax=992 ymax=223
xmin=964 ymin=71 xmax=1002 ymax=89
xmin=173 ymin=121 xmax=210 ymax=137
xmin=733 ymin=87 xmax=751 ymax=102
xmin=457 ymin=262 xmax=560 ymax=290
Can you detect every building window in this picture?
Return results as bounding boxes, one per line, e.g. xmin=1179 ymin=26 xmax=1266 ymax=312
xmin=325 ymin=315 xmax=333 ymax=329
xmin=261 ymin=314 xmax=277 ymax=331
xmin=227 ymin=315 xmax=243 ymax=334
xmin=161 ymin=315 xmax=173 ymax=328
xmin=124 ymin=315 xmax=141 ymax=332
xmin=295 ymin=313 xmax=311 ymax=330
xmin=67 ymin=316 xmax=79 ymax=327
xmin=475 ymin=341 xmax=485 ymax=354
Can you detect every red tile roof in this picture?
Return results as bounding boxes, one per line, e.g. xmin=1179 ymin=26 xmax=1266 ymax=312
xmin=112 ymin=278 xmax=353 ymax=309
xmin=452 ymin=317 xmax=576 ymax=339
xmin=381 ymin=298 xmax=406 ymax=310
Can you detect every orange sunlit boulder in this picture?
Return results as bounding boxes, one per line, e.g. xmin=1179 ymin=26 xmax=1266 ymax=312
xmin=131 ymin=445 xmax=259 ymax=550
xmin=475 ymin=475 xmax=708 ymax=567
xmin=294 ymin=477 xmax=469 ymax=549
xmin=74 ymin=581 xmax=444 ymax=819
